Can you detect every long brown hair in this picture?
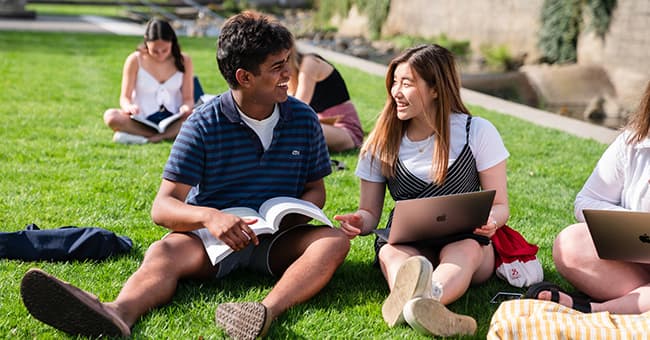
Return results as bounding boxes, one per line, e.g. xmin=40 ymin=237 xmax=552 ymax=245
xmin=140 ymin=18 xmax=185 ymax=73
xmin=362 ymin=44 xmax=469 ymax=184
xmin=626 ymin=81 xmax=650 ymax=144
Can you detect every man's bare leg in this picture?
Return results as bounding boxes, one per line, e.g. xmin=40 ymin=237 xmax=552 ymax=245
xmin=21 ymin=233 xmax=216 ymax=336
xmin=261 ymin=227 xmax=350 ymax=319
xmin=106 ymin=233 xmax=217 ymax=327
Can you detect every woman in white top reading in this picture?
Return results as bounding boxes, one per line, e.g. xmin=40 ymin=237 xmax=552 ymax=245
xmin=529 ymin=81 xmax=650 ymax=314
xmin=104 ymin=18 xmax=194 ymax=144
xmin=335 ymin=44 xmax=509 ymax=337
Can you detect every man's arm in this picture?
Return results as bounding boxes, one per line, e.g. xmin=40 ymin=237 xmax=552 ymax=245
xmin=151 ymin=179 xmax=259 ymax=251
xmin=300 ymin=178 xmax=326 ymax=209
xmin=278 ymin=178 xmax=326 ymax=228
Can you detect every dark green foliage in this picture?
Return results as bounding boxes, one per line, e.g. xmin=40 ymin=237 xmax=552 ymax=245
xmin=585 ymin=0 xmax=617 ymax=37
xmin=538 ymin=0 xmax=582 ymax=63
xmin=538 ymin=0 xmax=617 ymax=64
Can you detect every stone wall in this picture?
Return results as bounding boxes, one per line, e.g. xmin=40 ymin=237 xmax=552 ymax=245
xmin=577 ymin=0 xmax=650 ymax=111
xmin=381 ymin=0 xmax=543 ymax=63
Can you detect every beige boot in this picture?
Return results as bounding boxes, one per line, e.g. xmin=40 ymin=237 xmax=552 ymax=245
xmin=382 ymin=256 xmax=433 ymax=327
xmin=403 ymin=297 xmax=477 ymax=337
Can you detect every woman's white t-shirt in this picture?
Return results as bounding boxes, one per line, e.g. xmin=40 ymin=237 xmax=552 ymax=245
xmin=574 ymin=130 xmax=650 ymax=220
xmin=356 ymin=113 xmax=509 ymax=183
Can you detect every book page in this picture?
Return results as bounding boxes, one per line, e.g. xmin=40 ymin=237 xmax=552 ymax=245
xmin=157 ymin=111 xmax=183 ymax=132
xmin=319 ymin=115 xmax=342 ymax=125
xmin=130 ymin=114 xmax=160 ymax=132
xmin=195 ymin=200 xmax=332 ymax=266
xmin=220 ymin=207 xmax=275 ymax=235
xmin=130 ymin=110 xmax=182 ymax=133
xmin=193 ymin=228 xmax=231 ymax=265
xmin=259 ymin=197 xmax=333 ymax=230
xmin=197 ymin=207 xmax=272 ymax=265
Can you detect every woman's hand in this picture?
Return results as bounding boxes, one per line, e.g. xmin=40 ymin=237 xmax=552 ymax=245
xmin=334 ymin=212 xmax=364 ymax=239
xmin=474 ymin=213 xmax=499 ymax=238
xmin=123 ymin=103 xmax=139 ymax=116
xmin=179 ymin=104 xmax=192 ymax=117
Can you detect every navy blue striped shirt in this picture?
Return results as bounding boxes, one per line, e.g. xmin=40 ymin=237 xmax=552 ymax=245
xmin=163 ymin=90 xmax=332 ymax=210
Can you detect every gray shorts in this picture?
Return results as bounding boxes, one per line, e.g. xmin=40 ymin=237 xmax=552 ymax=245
xmin=204 ymin=224 xmax=312 ymax=279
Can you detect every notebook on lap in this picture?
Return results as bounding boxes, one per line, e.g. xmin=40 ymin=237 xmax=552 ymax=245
xmin=376 ymin=190 xmax=496 ymax=245
xmin=583 ymin=209 xmax=650 ymax=264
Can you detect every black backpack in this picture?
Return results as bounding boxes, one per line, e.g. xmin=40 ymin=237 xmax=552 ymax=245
xmin=0 ymin=224 xmax=132 ymax=261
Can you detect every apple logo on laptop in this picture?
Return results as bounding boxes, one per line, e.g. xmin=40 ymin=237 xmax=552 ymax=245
xmin=640 ymin=233 xmax=650 ymax=244
xmin=436 ymin=214 xmax=446 ymax=222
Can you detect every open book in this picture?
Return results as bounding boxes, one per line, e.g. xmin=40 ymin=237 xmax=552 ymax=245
xmin=130 ymin=106 xmax=183 ymax=133
xmin=193 ymin=197 xmax=333 ymax=265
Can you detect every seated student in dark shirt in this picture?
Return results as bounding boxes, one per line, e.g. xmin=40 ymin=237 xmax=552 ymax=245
xmin=288 ymin=49 xmax=364 ymax=152
xmin=19 ymin=11 xmax=350 ymax=339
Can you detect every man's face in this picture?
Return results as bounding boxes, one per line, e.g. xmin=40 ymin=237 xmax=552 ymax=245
xmin=249 ymin=49 xmax=292 ymax=105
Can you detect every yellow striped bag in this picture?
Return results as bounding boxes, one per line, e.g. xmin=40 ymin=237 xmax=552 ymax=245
xmin=488 ymin=299 xmax=650 ymax=340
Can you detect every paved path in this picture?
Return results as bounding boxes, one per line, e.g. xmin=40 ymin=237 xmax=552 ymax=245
xmin=0 ymin=14 xmax=143 ymax=35
xmin=1 ymin=14 xmax=620 ymax=144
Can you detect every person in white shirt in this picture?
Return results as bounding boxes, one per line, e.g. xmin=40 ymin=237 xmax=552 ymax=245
xmin=336 ymin=44 xmax=510 ymax=337
xmin=103 ymin=18 xmax=194 ymax=144
xmin=532 ymin=81 xmax=650 ymax=314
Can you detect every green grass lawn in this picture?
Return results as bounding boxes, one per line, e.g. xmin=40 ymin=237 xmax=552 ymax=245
xmin=0 ymin=30 xmax=609 ymax=339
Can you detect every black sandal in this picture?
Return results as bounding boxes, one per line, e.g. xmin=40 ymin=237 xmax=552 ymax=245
xmin=525 ymin=281 xmax=592 ymax=313
xmin=330 ymin=159 xmax=346 ymax=171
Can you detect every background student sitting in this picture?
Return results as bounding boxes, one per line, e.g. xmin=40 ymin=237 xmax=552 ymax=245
xmin=530 ymin=81 xmax=650 ymax=314
xmin=103 ymin=18 xmax=194 ymax=144
xmin=288 ymin=49 xmax=364 ymax=152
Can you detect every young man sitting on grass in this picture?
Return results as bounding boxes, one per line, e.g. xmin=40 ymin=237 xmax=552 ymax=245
xmin=20 ymin=11 xmax=350 ymax=339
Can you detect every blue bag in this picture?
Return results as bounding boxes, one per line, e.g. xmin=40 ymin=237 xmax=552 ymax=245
xmin=0 ymin=224 xmax=133 ymax=261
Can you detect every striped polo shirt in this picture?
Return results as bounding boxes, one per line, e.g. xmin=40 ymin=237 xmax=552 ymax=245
xmin=163 ymin=90 xmax=331 ymax=211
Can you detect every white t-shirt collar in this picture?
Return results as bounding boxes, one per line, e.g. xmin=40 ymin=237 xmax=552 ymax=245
xmin=237 ymin=104 xmax=280 ymax=151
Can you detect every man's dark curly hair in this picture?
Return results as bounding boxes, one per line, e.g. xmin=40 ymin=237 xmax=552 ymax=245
xmin=217 ymin=11 xmax=294 ymax=89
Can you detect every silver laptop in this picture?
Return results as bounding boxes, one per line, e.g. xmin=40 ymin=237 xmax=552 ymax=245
xmin=583 ymin=209 xmax=650 ymax=264
xmin=382 ymin=190 xmax=495 ymax=244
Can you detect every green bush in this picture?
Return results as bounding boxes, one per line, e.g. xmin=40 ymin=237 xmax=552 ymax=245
xmin=538 ymin=0 xmax=617 ymax=64
xmin=480 ymin=44 xmax=513 ymax=72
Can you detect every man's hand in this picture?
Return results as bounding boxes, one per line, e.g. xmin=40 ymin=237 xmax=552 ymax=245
xmin=206 ymin=212 xmax=259 ymax=251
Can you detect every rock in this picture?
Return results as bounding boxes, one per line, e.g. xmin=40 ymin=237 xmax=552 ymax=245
xmin=349 ymin=46 xmax=371 ymax=59
xmin=583 ymin=94 xmax=623 ymax=121
xmin=583 ymin=96 xmax=607 ymax=121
